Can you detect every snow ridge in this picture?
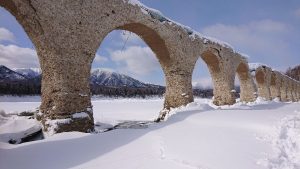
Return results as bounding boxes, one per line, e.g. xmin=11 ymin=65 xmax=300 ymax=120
xmin=0 ymin=65 xmax=26 ymax=81
xmin=125 ymin=0 xmax=233 ymax=49
xmin=90 ymin=69 xmax=147 ymax=88
xmin=13 ymin=68 xmax=41 ymax=79
xmin=265 ymin=111 xmax=300 ymax=169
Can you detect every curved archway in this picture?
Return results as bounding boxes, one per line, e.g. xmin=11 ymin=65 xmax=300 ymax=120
xmin=91 ymin=23 xmax=170 ymax=124
xmin=117 ymin=23 xmax=171 ymax=66
xmin=255 ymin=67 xmax=271 ymax=100
xmin=197 ymin=49 xmax=236 ymax=105
xmin=280 ymin=76 xmax=288 ymax=102
xmin=235 ymin=62 xmax=256 ymax=102
xmin=0 ymin=7 xmax=42 ymax=110
xmin=270 ymin=71 xmax=281 ymax=100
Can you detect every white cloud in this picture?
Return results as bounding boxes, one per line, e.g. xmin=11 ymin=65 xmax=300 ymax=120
xmin=120 ymin=31 xmax=144 ymax=45
xmin=93 ymin=53 xmax=108 ymax=64
xmin=110 ymin=46 xmax=160 ymax=75
xmin=201 ymin=20 xmax=291 ymax=66
xmin=0 ymin=44 xmax=39 ymax=68
xmin=0 ymin=27 xmax=15 ymax=42
xmin=192 ymin=77 xmax=213 ymax=89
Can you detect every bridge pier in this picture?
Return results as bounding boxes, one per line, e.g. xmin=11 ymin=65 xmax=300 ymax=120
xmin=292 ymin=81 xmax=298 ymax=102
xmin=280 ymin=78 xmax=288 ymax=102
xmin=236 ymin=61 xmax=257 ymax=102
xmin=297 ymin=84 xmax=300 ymax=101
xmin=286 ymin=79 xmax=294 ymax=102
xmin=255 ymin=66 xmax=272 ymax=100
xmin=270 ymin=71 xmax=282 ymax=100
xmin=38 ymin=50 xmax=94 ymax=133
xmin=212 ymin=72 xmax=236 ymax=105
xmin=200 ymin=49 xmax=236 ymax=106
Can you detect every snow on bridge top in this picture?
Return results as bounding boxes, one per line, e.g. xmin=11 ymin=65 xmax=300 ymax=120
xmin=125 ymin=0 xmax=234 ymax=50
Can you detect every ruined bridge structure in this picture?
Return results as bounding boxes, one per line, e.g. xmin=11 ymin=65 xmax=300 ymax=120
xmin=1 ymin=0 xmax=299 ymax=134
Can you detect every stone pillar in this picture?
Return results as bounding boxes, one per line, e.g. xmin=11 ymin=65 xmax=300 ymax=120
xmin=212 ymin=71 xmax=236 ymax=105
xmin=286 ymin=78 xmax=294 ymax=102
xmin=280 ymin=77 xmax=288 ymax=102
xmin=296 ymin=82 xmax=300 ymax=101
xmin=291 ymin=81 xmax=297 ymax=102
xmin=38 ymin=49 xmax=94 ymax=134
xmin=163 ymin=68 xmax=194 ymax=109
xmin=255 ymin=66 xmax=272 ymax=100
xmin=200 ymin=49 xmax=236 ymax=106
xmin=270 ymin=71 xmax=281 ymax=100
xmin=236 ymin=62 xmax=257 ymax=102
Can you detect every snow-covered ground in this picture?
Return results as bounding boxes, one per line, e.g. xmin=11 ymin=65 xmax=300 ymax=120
xmin=0 ymin=96 xmax=299 ymax=169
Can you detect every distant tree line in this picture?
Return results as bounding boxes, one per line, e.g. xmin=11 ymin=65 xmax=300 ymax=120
xmin=0 ymin=81 xmax=220 ymax=98
xmin=285 ymin=65 xmax=300 ymax=81
xmin=0 ymin=79 xmax=41 ymax=95
xmin=90 ymin=85 xmax=165 ymax=98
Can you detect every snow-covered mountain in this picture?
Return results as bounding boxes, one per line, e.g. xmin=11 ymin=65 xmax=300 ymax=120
xmin=0 ymin=65 xmax=27 ymax=81
xmin=91 ymin=69 xmax=149 ymax=88
xmin=0 ymin=66 xmax=163 ymax=88
xmin=13 ymin=68 xmax=41 ymax=79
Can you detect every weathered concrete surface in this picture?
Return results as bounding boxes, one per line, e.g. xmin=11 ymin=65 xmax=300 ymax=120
xmin=1 ymin=0 xmax=299 ymax=133
xmin=255 ymin=66 xmax=272 ymax=100
xmin=280 ymin=77 xmax=289 ymax=102
xmin=297 ymin=84 xmax=300 ymax=101
xmin=200 ymin=47 xmax=238 ymax=105
xmin=270 ymin=71 xmax=282 ymax=100
xmin=291 ymin=80 xmax=298 ymax=102
xmin=236 ymin=59 xmax=257 ymax=102
xmin=286 ymin=78 xmax=294 ymax=101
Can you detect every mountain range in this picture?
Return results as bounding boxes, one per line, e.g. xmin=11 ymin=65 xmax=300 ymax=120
xmin=0 ymin=65 xmax=216 ymax=97
xmin=0 ymin=65 xmax=165 ymax=96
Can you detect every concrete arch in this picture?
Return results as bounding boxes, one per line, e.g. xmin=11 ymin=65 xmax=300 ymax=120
xmin=255 ymin=66 xmax=272 ymax=100
xmin=1 ymin=0 xmax=299 ymax=134
xmin=93 ymin=23 xmax=173 ymax=121
xmin=291 ymin=80 xmax=298 ymax=102
xmin=199 ymin=48 xmax=236 ymax=106
xmin=235 ymin=60 xmax=256 ymax=102
xmin=297 ymin=84 xmax=300 ymax=101
xmin=270 ymin=71 xmax=282 ymax=100
xmin=280 ymin=75 xmax=288 ymax=102
xmin=286 ymin=78 xmax=294 ymax=101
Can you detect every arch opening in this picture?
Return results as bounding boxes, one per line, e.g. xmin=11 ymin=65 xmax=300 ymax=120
xmin=117 ymin=23 xmax=170 ymax=67
xmin=0 ymin=7 xmax=41 ymax=98
xmin=255 ymin=70 xmax=265 ymax=84
xmin=201 ymin=50 xmax=220 ymax=73
xmin=192 ymin=58 xmax=214 ymax=99
xmin=234 ymin=62 xmax=257 ymax=102
xmin=91 ymin=24 xmax=167 ymax=128
xmin=235 ymin=62 xmax=250 ymax=99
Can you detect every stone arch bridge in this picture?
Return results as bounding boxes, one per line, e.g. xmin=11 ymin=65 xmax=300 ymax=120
xmin=1 ymin=0 xmax=299 ymax=134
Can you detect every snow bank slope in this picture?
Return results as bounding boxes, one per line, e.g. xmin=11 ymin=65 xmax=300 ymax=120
xmin=0 ymin=98 xmax=299 ymax=169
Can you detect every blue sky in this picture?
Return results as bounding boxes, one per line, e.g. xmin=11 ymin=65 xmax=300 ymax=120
xmin=1 ymin=0 xmax=300 ymax=87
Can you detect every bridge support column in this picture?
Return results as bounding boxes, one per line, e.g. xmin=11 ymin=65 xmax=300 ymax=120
xmin=163 ymin=68 xmax=193 ymax=106
xmin=286 ymin=79 xmax=294 ymax=102
xmin=212 ymin=71 xmax=236 ymax=105
xmin=280 ymin=78 xmax=288 ymax=102
xmin=255 ymin=66 xmax=272 ymax=100
xmin=236 ymin=62 xmax=257 ymax=102
xmin=270 ymin=71 xmax=281 ymax=100
xmin=297 ymin=84 xmax=300 ymax=102
xmin=292 ymin=82 xmax=298 ymax=102
xmin=239 ymin=76 xmax=257 ymax=102
xmin=156 ymin=65 xmax=194 ymax=121
xmin=38 ymin=50 xmax=94 ymax=134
